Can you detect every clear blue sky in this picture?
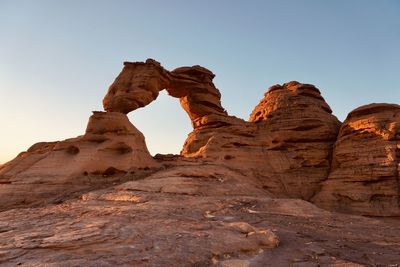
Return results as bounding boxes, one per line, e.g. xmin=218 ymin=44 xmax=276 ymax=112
xmin=1 ymin=0 xmax=399 ymax=163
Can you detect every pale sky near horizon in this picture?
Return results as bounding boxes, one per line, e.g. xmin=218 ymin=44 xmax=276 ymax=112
xmin=1 ymin=0 xmax=399 ymax=164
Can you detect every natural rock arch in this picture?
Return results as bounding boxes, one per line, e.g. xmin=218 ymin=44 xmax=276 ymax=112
xmin=1 ymin=58 xmax=399 ymax=217
xmin=103 ymin=59 xmax=229 ymax=130
xmin=102 ymin=59 xmax=342 ymax=201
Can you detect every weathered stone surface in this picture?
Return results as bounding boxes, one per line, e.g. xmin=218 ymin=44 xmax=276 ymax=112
xmin=250 ymin=82 xmax=341 ymax=200
xmin=103 ymin=59 xmax=230 ymax=131
xmin=182 ymin=81 xmax=340 ymax=200
xmin=98 ymin=60 xmax=400 ymax=213
xmin=314 ymin=103 xmax=400 ymax=216
xmin=2 ymin=59 xmax=400 ymax=266
xmin=0 ymin=168 xmax=399 ymax=266
xmin=168 ymin=66 xmax=228 ymax=129
xmin=103 ymin=59 xmax=170 ymax=113
xmin=249 ymin=81 xmax=334 ymax=122
xmin=0 ymin=111 xmax=159 ymax=211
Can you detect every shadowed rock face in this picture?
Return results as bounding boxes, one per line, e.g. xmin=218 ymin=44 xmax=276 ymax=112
xmin=314 ymin=103 xmax=400 ymax=216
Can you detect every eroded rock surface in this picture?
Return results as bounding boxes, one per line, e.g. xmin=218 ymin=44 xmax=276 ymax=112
xmin=249 ymin=82 xmax=340 ymax=199
xmin=1 ymin=59 xmax=400 ymax=266
xmin=103 ymin=59 xmax=170 ymax=113
xmin=314 ymin=103 xmax=400 ymax=216
xmin=168 ymin=66 xmax=228 ymax=129
xmin=103 ymin=59 xmax=229 ymax=130
xmin=0 ymin=111 xmax=159 ymax=211
xmin=181 ymin=81 xmax=340 ymax=200
xmin=1 ymin=168 xmax=399 ymax=266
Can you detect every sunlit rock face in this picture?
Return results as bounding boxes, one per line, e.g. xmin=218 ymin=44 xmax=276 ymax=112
xmin=100 ymin=59 xmax=400 ymax=215
xmin=0 ymin=111 xmax=159 ymax=211
xmin=103 ymin=59 xmax=230 ymax=130
xmin=2 ymin=59 xmax=400 ymax=266
xmin=2 ymin=58 xmax=400 ymax=218
xmin=103 ymin=59 xmax=170 ymax=114
xmin=250 ymin=82 xmax=341 ymax=200
xmin=167 ymin=65 xmax=228 ymax=129
xmin=314 ymin=103 xmax=400 ymax=216
xmin=249 ymin=81 xmax=335 ymax=122
xmin=181 ymin=81 xmax=341 ymax=201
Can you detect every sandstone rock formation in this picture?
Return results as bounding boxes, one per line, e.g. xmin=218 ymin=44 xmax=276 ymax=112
xmin=167 ymin=66 xmax=228 ymax=129
xmin=3 ymin=59 xmax=400 ymax=216
xmin=181 ymin=81 xmax=340 ymax=201
xmin=103 ymin=59 xmax=230 ymax=130
xmin=0 ymin=111 xmax=159 ymax=211
xmin=314 ymin=103 xmax=400 ymax=216
xmin=103 ymin=60 xmax=341 ymax=201
xmin=1 ymin=58 xmax=400 ymax=266
xmin=249 ymin=82 xmax=341 ymax=199
xmin=103 ymin=59 xmax=170 ymax=113
xmin=44 ymin=59 xmax=400 ymax=215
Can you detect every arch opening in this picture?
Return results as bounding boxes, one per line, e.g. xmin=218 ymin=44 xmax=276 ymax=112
xmin=128 ymin=90 xmax=192 ymax=156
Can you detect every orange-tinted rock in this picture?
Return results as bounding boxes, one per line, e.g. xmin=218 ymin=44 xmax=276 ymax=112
xmin=2 ymin=59 xmax=400 ymax=265
xmin=0 ymin=111 xmax=159 ymax=211
xmin=1 ymin=161 xmax=399 ymax=266
xmin=182 ymin=82 xmax=341 ymax=200
xmin=249 ymin=82 xmax=341 ymax=199
xmin=103 ymin=60 xmax=229 ymax=130
xmin=103 ymin=59 xmax=170 ymax=113
xmin=167 ymin=66 xmax=228 ymax=128
xmin=249 ymin=81 xmax=333 ymax=122
xmin=314 ymin=103 xmax=400 ymax=216
xmin=101 ymin=60 xmax=341 ymax=201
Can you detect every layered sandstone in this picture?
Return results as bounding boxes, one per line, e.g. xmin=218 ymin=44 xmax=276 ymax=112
xmin=3 ymin=167 xmax=397 ymax=266
xmin=249 ymin=81 xmax=335 ymax=122
xmin=100 ymin=60 xmax=400 ymax=213
xmin=314 ymin=103 xmax=400 ymax=216
xmin=181 ymin=82 xmax=340 ymax=200
xmin=249 ymin=82 xmax=341 ymax=199
xmin=168 ymin=66 xmax=228 ymax=129
xmin=103 ymin=59 xmax=170 ymax=113
xmin=0 ymin=111 xmax=159 ymax=211
xmin=103 ymin=59 xmax=233 ymax=130
xmin=1 ymin=59 xmax=400 ymax=266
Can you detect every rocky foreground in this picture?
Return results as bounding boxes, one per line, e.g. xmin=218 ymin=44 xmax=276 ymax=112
xmin=0 ymin=59 xmax=399 ymax=266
